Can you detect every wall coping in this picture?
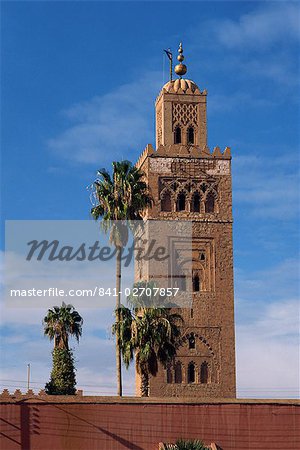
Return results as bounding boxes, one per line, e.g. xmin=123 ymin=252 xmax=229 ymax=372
xmin=0 ymin=391 xmax=299 ymax=405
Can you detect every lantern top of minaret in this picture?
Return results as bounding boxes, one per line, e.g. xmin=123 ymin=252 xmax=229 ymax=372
xmin=174 ymin=42 xmax=187 ymax=77
xmin=157 ymin=42 xmax=206 ymax=98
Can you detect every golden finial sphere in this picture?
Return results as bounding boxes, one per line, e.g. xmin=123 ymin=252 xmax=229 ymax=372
xmin=175 ymin=42 xmax=187 ymax=77
xmin=174 ymin=63 xmax=187 ymax=76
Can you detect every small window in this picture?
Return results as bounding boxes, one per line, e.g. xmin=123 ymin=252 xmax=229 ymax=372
xmin=161 ymin=192 xmax=172 ymax=212
xmin=189 ymin=333 xmax=195 ymax=349
xmin=173 ymin=275 xmax=186 ymax=291
xmin=193 ymin=273 xmax=200 ymax=292
xmin=191 ymin=192 xmax=200 ymax=213
xmin=167 ymin=366 xmax=173 ymax=384
xmin=200 ymin=362 xmax=208 ymax=384
xmin=174 ymin=126 xmax=181 ymax=144
xmin=187 ymin=127 xmax=194 ymax=144
xmin=179 ymin=275 xmax=186 ymax=292
xmin=188 ymin=362 xmax=195 ymax=383
xmin=174 ymin=362 xmax=182 ymax=384
xmin=177 ymin=192 xmax=186 ymax=211
xmin=205 ymin=193 xmax=215 ymax=213
xmin=200 ymin=252 xmax=205 ymax=261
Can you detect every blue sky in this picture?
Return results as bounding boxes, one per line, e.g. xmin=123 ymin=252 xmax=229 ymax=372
xmin=1 ymin=1 xmax=299 ymax=398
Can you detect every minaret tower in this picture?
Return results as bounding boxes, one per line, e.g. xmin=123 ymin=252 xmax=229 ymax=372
xmin=136 ymin=44 xmax=236 ymax=398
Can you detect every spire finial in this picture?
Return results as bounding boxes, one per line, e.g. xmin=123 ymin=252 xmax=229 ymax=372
xmin=174 ymin=42 xmax=187 ymax=78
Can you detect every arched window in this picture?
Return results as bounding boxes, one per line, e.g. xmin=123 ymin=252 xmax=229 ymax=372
xmin=191 ymin=192 xmax=200 ymax=213
xmin=188 ymin=333 xmax=195 ymax=349
xmin=200 ymin=362 xmax=208 ymax=384
xmin=188 ymin=362 xmax=195 ymax=383
xmin=179 ymin=275 xmax=186 ymax=291
xmin=174 ymin=362 xmax=182 ymax=384
xmin=187 ymin=126 xmax=194 ymax=144
xmin=166 ymin=366 xmax=173 ymax=384
xmin=200 ymin=252 xmax=205 ymax=261
xmin=161 ymin=191 xmax=172 ymax=212
xmin=177 ymin=192 xmax=186 ymax=211
xmin=193 ymin=273 xmax=200 ymax=292
xmin=205 ymin=192 xmax=215 ymax=213
xmin=174 ymin=126 xmax=181 ymax=144
xmin=200 ymin=183 xmax=207 ymax=193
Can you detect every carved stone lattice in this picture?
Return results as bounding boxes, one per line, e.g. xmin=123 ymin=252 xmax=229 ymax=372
xmin=172 ymin=102 xmax=198 ymax=128
xmin=156 ymin=105 xmax=162 ymax=146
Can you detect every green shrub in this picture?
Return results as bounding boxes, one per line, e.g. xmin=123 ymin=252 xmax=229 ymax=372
xmin=45 ymin=348 xmax=76 ymax=395
xmin=165 ymin=439 xmax=209 ymax=450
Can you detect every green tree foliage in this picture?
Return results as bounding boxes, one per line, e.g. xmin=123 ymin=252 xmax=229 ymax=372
xmin=91 ymin=160 xmax=153 ymax=396
xmin=113 ymin=304 xmax=182 ymax=397
xmin=45 ymin=348 xmax=76 ymax=395
xmin=43 ymin=302 xmax=83 ymax=350
xmin=165 ymin=439 xmax=209 ymax=450
xmin=43 ymin=303 xmax=82 ymax=395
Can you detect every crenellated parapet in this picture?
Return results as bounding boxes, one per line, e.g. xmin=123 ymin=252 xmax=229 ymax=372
xmin=136 ymin=145 xmax=231 ymax=164
xmin=154 ymin=145 xmax=231 ymax=159
xmin=135 ymin=144 xmax=155 ymax=169
xmin=0 ymin=388 xmax=83 ymax=402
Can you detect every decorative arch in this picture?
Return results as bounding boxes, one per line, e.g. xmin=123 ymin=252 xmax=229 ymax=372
xmin=205 ymin=190 xmax=217 ymax=213
xmin=191 ymin=191 xmax=201 ymax=213
xmin=200 ymin=361 xmax=209 ymax=384
xmin=192 ymin=272 xmax=200 ymax=292
xmin=192 ymin=265 xmax=204 ymax=292
xmin=166 ymin=366 xmax=173 ymax=384
xmin=174 ymin=361 xmax=182 ymax=384
xmin=174 ymin=126 xmax=181 ymax=144
xmin=187 ymin=362 xmax=196 ymax=383
xmin=200 ymin=182 xmax=208 ymax=193
xmin=176 ymin=191 xmax=186 ymax=212
xmin=161 ymin=190 xmax=172 ymax=212
xmin=182 ymin=333 xmax=215 ymax=358
xmin=187 ymin=126 xmax=195 ymax=144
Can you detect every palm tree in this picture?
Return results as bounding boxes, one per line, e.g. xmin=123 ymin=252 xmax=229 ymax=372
xmin=91 ymin=160 xmax=152 ymax=396
xmin=43 ymin=302 xmax=83 ymax=350
xmin=43 ymin=303 xmax=83 ymax=395
xmin=113 ymin=305 xmax=182 ymax=397
xmin=126 ymin=280 xmax=178 ymax=310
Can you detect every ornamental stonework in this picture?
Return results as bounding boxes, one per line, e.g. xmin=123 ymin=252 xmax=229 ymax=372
xmin=156 ymin=104 xmax=162 ymax=147
xmin=150 ymin=158 xmax=230 ymax=176
xmin=135 ymin=73 xmax=236 ymax=399
xmin=172 ymin=102 xmax=198 ymax=128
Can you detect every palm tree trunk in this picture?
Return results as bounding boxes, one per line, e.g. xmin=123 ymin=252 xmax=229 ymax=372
xmin=116 ymin=246 xmax=122 ymax=397
xmin=141 ymin=371 xmax=149 ymax=397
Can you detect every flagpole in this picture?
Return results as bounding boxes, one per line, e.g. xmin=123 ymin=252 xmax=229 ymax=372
xmin=164 ymin=49 xmax=173 ymax=82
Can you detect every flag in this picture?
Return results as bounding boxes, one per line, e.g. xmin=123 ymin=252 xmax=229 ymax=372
xmin=164 ymin=49 xmax=172 ymax=61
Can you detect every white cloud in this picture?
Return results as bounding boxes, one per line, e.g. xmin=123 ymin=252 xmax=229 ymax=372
xmin=209 ymin=91 xmax=274 ymax=113
xmin=235 ymin=258 xmax=299 ymax=310
xmin=213 ymin=3 xmax=300 ymax=50
xmin=232 ymin=153 xmax=300 ymax=220
xmin=190 ymin=3 xmax=300 ymax=91
xmin=235 ymin=257 xmax=299 ymax=398
xmin=236 ymin=298 xmax=299 ymax=399
xmin=48 ymin=72 xmax=161 ymax=165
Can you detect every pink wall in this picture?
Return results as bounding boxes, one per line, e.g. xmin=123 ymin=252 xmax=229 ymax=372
xmin=1 ymin=399 xmax=299 ymax=450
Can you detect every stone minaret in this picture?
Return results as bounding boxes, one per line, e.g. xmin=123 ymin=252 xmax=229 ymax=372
xmin=136 ymin=44 xmax=236 ymax=398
